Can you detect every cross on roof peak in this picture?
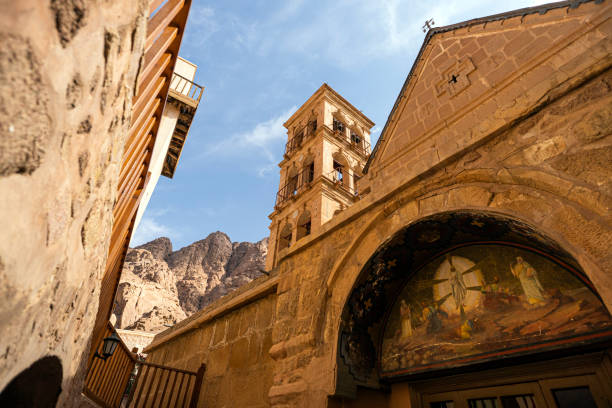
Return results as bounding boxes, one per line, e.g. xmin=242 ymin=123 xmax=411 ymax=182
xmin=422 ymin=18 xmax=435 ymax=33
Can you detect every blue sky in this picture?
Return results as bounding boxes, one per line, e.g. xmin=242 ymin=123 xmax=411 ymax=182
xmin=131 ymin=0 xmax=547 ymax=249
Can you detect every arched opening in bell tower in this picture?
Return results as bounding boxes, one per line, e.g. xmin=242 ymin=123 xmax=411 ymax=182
xmin=296 ymin=210 xmax=312 ymax=241
xmin=278 ymin=223 xmax=293 ymax=251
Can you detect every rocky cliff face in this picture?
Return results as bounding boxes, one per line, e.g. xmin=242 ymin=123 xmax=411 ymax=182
xmin=113 ymin=233 xmax=268 ymax=332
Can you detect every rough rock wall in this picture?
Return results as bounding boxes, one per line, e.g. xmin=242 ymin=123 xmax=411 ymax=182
xmin=113 ymin=233 xmax=268 ymax=332
xmin=0 ymin=0 xmax=147 ymax=405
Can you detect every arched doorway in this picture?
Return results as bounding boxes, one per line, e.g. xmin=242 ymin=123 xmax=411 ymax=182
xmin=0 ymin=356 xmax=63 ymax=408
xmin=334 ymin=211 xmax=612 ymax=407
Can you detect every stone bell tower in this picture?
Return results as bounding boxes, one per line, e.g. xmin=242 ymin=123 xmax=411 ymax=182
xmin=266 ymin=84 xmax=375 ymax=269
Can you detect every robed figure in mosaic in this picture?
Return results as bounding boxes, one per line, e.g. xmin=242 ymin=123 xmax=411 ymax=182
xmin=511 ymin=256 xmax=545 ymax=305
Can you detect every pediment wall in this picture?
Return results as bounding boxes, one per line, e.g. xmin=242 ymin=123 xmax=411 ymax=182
xmin=367 ymin=1 xmax=611 ymax=195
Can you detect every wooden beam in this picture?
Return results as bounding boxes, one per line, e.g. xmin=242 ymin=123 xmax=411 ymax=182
xmin=146 ymin=0 xmax=185 ymax=52
xmin=137 ymin=52 xmax=171 ymax=97
xmin=142 ymin=26 xmax=178 ymax=82
xmin=132 ymin=77 xmax=165 ymax=129
xmin=149 ymin=0 xmax=166 ymax=15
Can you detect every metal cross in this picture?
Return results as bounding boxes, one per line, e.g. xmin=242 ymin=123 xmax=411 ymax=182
xmin=422 ymin=18 xmax=435 ymax=33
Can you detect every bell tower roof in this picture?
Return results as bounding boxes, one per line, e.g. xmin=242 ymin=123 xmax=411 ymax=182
xmin=283 ymin=83 xmax=375 ymax=130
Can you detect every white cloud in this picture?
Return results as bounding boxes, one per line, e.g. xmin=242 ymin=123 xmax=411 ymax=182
xmin=211 ymin=0 xmax=545 ymax=68
xmin=203 ymin=106 xmax=297 ymax=176
xmin=183 ymin=5 xmax=220 ymax=49
xmin=130 ymin=215 xmax=178 ymax=247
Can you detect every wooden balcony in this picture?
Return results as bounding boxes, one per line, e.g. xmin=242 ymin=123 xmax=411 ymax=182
xmin=275 ymin=166 xmax=315 ymax=209
xmin=162 ymin=73 xmax=204 ymax=178
xmin=168 ymin=72 xmax=203 ymax=109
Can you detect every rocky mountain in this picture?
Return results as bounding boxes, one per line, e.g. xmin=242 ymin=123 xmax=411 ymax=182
xmin=112 ymin=232 xmax=268 ymax=332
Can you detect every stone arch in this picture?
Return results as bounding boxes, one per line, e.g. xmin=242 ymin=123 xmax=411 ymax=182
xmin=285 ymin=165 xmax=299 ymax=197
xmin=332 ymin=110 xmax=349 ymax=136
xmin=348 ymin=124 xmax=364 ymax=147
xmin=0 ymin=356 xmax=63 ymax=407
xmin=278 ymin=222 xmax=293 ymax=251
xmin=307 ymin=110 xmax=318 ymax=135
xmin=331 ymin=151 xmax=350 ymax=185
xmin=331 ymin=208 xmax=612 ymax=396
xmin=296 ymin=209 xmax=312 ymax=241
xmin=300 ymin=151 xmax=315 ymax=184
xmin=327 ymin=175 xmax=611 ymax=313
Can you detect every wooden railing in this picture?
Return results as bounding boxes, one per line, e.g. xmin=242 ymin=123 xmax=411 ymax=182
xmin=89 ymin=0 xmax=193 ymax=368
xmin=84 ymin=323 xmax=136 ymax=408
xmin=275 ymin=166 xmax=315 ymax=208
xmin=285 ymin=122 xmax=317 ymax=157
xmin=169 ymin=72 xmax=203 ymax=107
xmin=327 ymin=125 xmax=372 ymax=157
xmin=324 ymin=169 xmax=357 ymax=197
xmin=84 ymin=323 xmax=205 ymax=407
xmin=127 ymin=362 xmax=205 ymax=408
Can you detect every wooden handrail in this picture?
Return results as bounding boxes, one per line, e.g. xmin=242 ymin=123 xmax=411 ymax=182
xmin=126 ymin=361 xmax=203 ymax=407
xmin=139 ymin=361 xmax=197 ymax=376
xmin=169 ymin=72 xmax=204 ymax=105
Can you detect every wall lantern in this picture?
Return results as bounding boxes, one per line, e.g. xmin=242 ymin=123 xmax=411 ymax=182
xmin=94 ymin=333 xmax=120 ymax=361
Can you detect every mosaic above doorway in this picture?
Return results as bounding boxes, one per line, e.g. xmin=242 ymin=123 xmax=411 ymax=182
xmin=380 ymin=244 xmax=612 ymax=377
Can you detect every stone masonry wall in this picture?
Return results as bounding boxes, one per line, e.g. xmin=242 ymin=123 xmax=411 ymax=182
xmin=147 ymin=292 xmax=277 ymax=407
xmin=0 ymin=0 xmax=147 ymax=405
xmin=268 ymin=65 xmax=612 ymax=408
xmin=138 ymin=65 xmax=612 ymax=408
xmin=142 ymin=3 xmax=611 ymax=407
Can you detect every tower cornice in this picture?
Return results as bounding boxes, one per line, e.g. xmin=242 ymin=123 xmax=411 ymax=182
xmin=283 ymin=83 xmax=375 ymax=130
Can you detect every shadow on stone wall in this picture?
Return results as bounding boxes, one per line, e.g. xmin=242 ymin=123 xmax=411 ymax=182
xmin=0 ymin=356 xmax=62 ymax=408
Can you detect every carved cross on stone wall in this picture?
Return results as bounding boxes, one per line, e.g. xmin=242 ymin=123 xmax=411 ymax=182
xmin=435 ymin=57 xmax=476 ymax=98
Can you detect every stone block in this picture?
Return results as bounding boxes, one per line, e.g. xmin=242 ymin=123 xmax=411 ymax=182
xmin=198 ymin=326 xmax=213 ymax=349
xmin=239 ymin=303 xmax=257 ymax=337
xmin=226 ymin=316 xmax=240 ymax=342
xmin=256 ymin=296 xmax=275 ymax=330
xmin=247 ymin=333 xmax=261 ymax=366
xmin=447 ymin=186 xmax=492 ymax=208
xmin=489 ymin=188 xmax=553 ymax=223
xmin=206 ymin=345 xmax=231 ymax=377
xmin=212 ymin=318 xmax=227 ymax=346
xmin=229 ymin=337 xmax=249 ymax=370
xmin=568 ymin=186 xmax=609 ymax=218
xmin=508 ymin=168 xmax=573 ymax=197
xmin=418 ymin=193 xmax=447 ymax=215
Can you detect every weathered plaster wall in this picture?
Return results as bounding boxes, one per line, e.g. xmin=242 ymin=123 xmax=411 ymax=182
xmin=147 ymin=289 xmax=277 ymax=407
xmin=0 ymin=0 xmax=147 ymax=405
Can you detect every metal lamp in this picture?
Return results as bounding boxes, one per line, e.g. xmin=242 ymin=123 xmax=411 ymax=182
xmin=94 ymin=332 xmax=120 ymax=361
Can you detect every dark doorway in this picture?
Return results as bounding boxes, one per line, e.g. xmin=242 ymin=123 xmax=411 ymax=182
xmin=0 ymin=355 xmax=63 ymax=407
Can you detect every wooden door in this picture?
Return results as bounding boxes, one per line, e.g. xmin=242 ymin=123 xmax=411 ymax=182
xmin=421 ymin=375 xmax=609 ymax=408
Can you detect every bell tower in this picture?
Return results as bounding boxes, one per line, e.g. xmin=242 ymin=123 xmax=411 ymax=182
xmin=266 ymin=84 xmax=375 ymax=269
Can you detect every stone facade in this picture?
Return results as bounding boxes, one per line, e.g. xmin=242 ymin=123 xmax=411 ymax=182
xmin=146 ymin=1 xmax=612 ymax=407
xmin=145 ymin=276 xmax=277 ymax=407
xmin=0 ymin=0 xmax=147 ymax=405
